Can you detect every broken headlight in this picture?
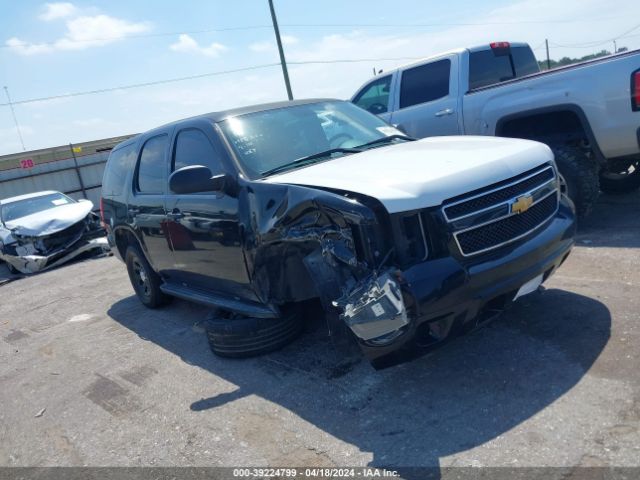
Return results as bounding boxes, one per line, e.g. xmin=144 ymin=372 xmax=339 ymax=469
xmin=391 ymin=211 xmax=429 ymax=266
xmin=337 ymin=270 xmax=409 ymax=343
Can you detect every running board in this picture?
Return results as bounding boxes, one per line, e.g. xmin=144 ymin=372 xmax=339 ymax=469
xmin=159 ymin=283 xmax=279 ymax=318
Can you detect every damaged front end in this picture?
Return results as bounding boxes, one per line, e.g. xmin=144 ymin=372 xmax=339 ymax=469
xmin=0 ymin=210 xmax=109 ymax=274
xmin=245 ymin=177 xmax=571 ymax=368
xmin=244 ymin=181 xmax=414 ymax=360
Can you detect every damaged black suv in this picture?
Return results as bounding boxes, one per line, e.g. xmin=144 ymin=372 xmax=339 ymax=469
xmin=101 ymin=99 xmax=575 ymax=366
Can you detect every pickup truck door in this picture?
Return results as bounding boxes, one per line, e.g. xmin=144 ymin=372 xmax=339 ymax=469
xmin=351 ymin=72 xmax=397 ymax=123
xmin=163 ymin=122 xmax=254 ymax=300
xmin=389 ymin=55 xmax=461 ymax=138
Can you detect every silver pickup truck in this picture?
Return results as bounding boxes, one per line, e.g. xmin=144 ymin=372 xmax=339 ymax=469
xmin=352 ymin=42 xmax=640 ymax=216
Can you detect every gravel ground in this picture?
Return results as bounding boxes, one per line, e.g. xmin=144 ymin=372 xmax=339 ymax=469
xmin=0 ymin=190 xmax=638 ymax=472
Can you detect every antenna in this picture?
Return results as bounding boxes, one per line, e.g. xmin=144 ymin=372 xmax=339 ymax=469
xmin=3 ymin=86 xmax=26 ymax=151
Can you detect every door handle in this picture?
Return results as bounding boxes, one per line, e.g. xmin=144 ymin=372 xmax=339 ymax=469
xmin=167 ymin=210 xmax=184 ymax=220
xmin=435 ymin=108 xmax=454 ymax=117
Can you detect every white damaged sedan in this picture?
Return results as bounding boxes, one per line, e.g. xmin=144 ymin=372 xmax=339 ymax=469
xmin=0 ymin=191 xmax=109 ymax=274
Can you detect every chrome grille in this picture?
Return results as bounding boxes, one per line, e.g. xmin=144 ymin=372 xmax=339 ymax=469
xmin=443 ymin=165 xmax=559 ymax=257
xmin=444 ymin=167 xmax=555 ymax=220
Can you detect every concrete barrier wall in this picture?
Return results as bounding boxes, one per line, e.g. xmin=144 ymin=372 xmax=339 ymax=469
xmin=0 ymin=135 xmax=136 ymax=209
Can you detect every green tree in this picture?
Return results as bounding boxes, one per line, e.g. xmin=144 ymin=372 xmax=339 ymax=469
xmin=538 ymin=49 xmax=615 ymax=71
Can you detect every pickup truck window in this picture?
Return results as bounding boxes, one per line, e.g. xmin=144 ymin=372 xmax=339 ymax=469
xmin=399 ymin=59 xmax=450 ymax=109
xmin=173 ymin=128 xmax=221 ymax=174
xmin=103 ymin=143 xmax=136 ymax=196
xmin=469 ymin=46 xmax=539 ymax=90
xmin=219 ymin=101 xmax=392 ymax=178
xmin=136 ymin=134 xmax=168 ymax=194
xmin=353 ymin=75 xmax=392 ymax=114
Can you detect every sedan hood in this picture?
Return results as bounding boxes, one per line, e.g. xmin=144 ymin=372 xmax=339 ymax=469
xmin=3 ymin=200 xmax=93 ymax=237
xmin=264 ymin=136 xmax=554 ymax=213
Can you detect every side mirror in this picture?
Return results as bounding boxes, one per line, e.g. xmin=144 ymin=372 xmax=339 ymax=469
xmin=169 ymin=165 xmax=236 ymax=196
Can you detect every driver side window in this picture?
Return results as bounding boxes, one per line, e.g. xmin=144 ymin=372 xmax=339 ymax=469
xmin=173 ymin=128 xmax=221 ymax=175
xmin=353 ymin=75 xmax=391 ymax=115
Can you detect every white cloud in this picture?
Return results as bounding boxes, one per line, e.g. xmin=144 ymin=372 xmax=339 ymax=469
xmin=170 ymin=34 xmax=227 ymax=57
xmin=39 ymin=2 xmax=77 ymax=21
xmin=5 ymin=37 xmax=53 ymax=55
xmin=249 ymin=41 xmax=272 ymax=53
xmin=6 ymin=13 xmax=150 ymax=55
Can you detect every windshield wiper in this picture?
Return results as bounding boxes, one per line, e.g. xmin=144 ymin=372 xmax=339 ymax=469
xmin=262 ymin=147 xmax=361 ymax=177
xmin=357 ymin=134 xmax=415 ymax=150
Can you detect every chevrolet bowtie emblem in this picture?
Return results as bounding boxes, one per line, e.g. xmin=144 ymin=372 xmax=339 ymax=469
xmin=511 ymin=194 xmax=534 ymax=214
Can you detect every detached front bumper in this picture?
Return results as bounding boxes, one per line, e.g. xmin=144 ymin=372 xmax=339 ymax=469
xmin=349 ymin=197 xmax=576 ymax=367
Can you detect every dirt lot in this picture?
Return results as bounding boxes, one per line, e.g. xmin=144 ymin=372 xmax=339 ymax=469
xmin=0 ymin=191 xmax=638 ymax=471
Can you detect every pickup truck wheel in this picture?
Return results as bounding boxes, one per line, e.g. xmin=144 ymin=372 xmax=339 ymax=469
xmin=204 ymin=305 xmax=304 ymax=358
xmin=599 ymin=160 xmax=640 ymax=193
xmin=125 ymin=245 xmax=170 ymax=308
xmin=552 ymin=145 xmax=600 ymax=218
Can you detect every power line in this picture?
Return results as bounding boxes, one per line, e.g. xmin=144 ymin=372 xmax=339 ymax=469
xmin=281 ymin=18 xmax=632 ymax=28
xmin=291 ymin=56 xmax=421 ymax=65
xmin=0 ymin=63 xmax=279 ymax=106
xmin=0 ymin=56 xmax=424 ymax=107
xmin=1 ymin=17 xmax=637 ymax=50
xmin=549 ymin=23 xmax=640 ymax=48
xmin=0 ymin=26 xmax=275 ymax=49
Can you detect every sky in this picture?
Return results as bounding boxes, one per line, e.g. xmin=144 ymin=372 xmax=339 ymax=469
xmin=0 ymin=0 xmax=638 ymax=156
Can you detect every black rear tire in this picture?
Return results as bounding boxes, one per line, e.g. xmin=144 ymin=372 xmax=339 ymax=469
xmin=5 ymin=262 xmax=19 ymax=274
xmin=125 ymin=245 xmax=170 ymax=308
xmin=599 ymin=160 xmax=640 ymax=193
xmin=205 ymin=305 xmax=304 ymax=358
xmin=552 ymin=145 xmax=600 ymax=218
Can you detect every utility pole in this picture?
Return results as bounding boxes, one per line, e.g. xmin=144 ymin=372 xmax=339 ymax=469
xmin=613 ymin=39 xmax=617 ymax=53
xmin=3 ymin=86 xmax=26 ymax=152
xmin=268 ymin=0 xmax=293 ymax=100
xmin=545 ymin=39 xmax=551 ymax=70
xmin=69 ymin=143 xmax=87 ymax=199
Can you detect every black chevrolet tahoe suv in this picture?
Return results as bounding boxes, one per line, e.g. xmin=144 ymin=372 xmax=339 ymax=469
xmin=101 ymin=99 xmax=575 ymax=366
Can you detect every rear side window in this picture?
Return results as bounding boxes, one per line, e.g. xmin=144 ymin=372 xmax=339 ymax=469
xmin=136 ymin=135 xmax=168 ymax=194
xmin=469 ymin=46 xmax=540 ymax=90
xmin=173 ymin=128 xmax=221 ymax=174
xmin=353 ymin=75 xmax=392 ymax=114
xmin=399 ymin=59 xmax=451 ymax=109
xmin=102 ymin=144 xmax=136 ymax=196
xmin=511 ymin=46 xmax=539 ymax=77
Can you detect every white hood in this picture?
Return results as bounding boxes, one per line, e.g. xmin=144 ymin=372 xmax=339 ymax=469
xmin=264 ymin=136 xmax=554 ymax=213
xmin=4 ymin=200 xmax=93 ymax=237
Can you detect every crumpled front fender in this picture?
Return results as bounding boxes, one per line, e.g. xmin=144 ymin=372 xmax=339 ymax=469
xmin=240 ymin=180 xmax=378 ymax=305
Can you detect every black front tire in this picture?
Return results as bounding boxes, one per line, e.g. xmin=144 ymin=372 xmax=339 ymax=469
xmin=205 ymin=305 xmax=304 ymax=358
xmin=599 ymin=160 xmax=640 ymax=193
xmin=125 ymin=245 xmax=170 ymax=308
xmin=552 ymin=145 xmax=600 ymax=218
